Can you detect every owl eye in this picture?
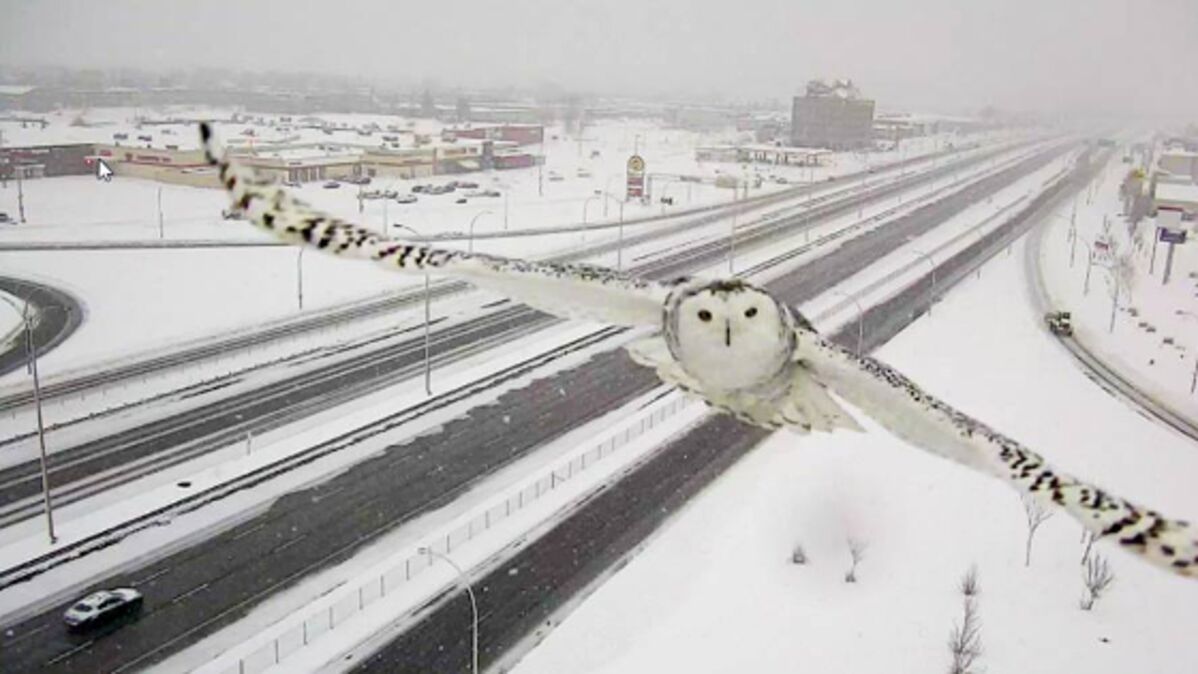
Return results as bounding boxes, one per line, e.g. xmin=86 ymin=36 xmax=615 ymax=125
xmin=697 ymin=309 xmax=712 ymax=322
xmin=744 ymin=307 xmax=758 ymax=318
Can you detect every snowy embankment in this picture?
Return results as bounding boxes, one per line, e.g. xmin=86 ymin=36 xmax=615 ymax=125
xmin=511 ymin=237 xmax=1198 ymax=673
xmin=1037 ymin=156 xmax=1198 ymax=417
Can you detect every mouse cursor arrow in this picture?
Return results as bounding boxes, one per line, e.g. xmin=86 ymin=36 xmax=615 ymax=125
xmin=96 ymin=159 xmax=114 ymax=182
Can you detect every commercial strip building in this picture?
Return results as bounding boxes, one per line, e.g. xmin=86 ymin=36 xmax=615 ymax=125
xmin=0 ymin=126 xmax=543 ymax=187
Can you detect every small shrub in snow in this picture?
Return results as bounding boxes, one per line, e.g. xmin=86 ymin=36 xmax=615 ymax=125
xmin=791 ymin=544 xmax=807 ymax=565
xmin=947 ymin=596 xmax=983 ymax=674
xmin=1080 ymin=530 xmax=1096 ymax=565
xmin=1022 ymin=495 xmax=1053 ymax=567
xmin=959 ymin=563 xmax=980 ymax=597
xmin=1080 ymin=553 xmax=1115 ymax=611
xmin=844 ymin=537 xmax=866 ymax=583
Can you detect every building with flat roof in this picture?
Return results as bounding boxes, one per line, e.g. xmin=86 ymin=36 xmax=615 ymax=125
xmin=791 ymin=79 xmax=875 ymax=150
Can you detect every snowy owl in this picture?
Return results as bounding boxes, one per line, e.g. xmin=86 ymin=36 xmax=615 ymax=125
xmin=200 ymin=122 xmax=1197 ymax=580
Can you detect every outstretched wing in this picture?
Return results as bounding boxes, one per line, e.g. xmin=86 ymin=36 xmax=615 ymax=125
xmin=199 ymin=122 xmax=679 ymax=327
xmin=797 ymin=328 xmax=1198 ymax=580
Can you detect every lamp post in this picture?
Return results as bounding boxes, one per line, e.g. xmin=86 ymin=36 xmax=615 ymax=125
xmin=2 ymin=292 xmax=58 ymax=544
xmin=157 ymin=186 xmax=164 ymax=240
xmin=911 ymin=249 xmax=936 ymax=315
xmin=467 ymin=210 xmax=493 ymax=254
xmin=394 ymin=224 xmax=432 ymax=395
xmin=599 ymin=193 xmax=625 ymax=270
xmin=604 ymin=174 xmax=622 ymax=217
xmin=296 ymin=248 xmax=305 ymax=311
xmin=582 ymin=194 xmax=602 ymax=225
xmin=419 ymin=547 xmax=478 ymax=674
xmin=831 ymin=289 xmax=866 ymax=355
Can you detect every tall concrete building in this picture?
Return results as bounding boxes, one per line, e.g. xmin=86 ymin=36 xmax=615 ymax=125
xmin=790 ymin=79 xmax=875 ymax=150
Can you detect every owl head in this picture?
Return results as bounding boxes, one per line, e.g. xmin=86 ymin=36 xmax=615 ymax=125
xmin=669 ymin=279 xmax=796 ymax=391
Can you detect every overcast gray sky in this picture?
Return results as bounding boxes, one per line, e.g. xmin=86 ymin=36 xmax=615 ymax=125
xmin=2 ymin=0 xmax=1195 ymax=117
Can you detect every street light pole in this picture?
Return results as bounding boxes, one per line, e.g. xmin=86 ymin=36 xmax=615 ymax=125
xmin=728 ymin=190 xmax=738 ymax=275
xmin=17 ymin=170 xmax=26 ymax=223
xmin=420 ymin=548 xmax=478 ymax=674
xmin=296 ymin=247 xmax=305 ymax=311
xmin=832 ymin=289 xmax=866 ymax=355
xmin=468 ymin=210 xmax=493 ymax=254
xmin=157 ymin=186 xmax=164 ymax=240
xmin=6 ymin=295 xmax=60 ymax=545
xmin=582 ymin=195 xmax=601 ymax=225
xmin=912 ymin=249 xmax=936 ymax=315
xmin=396 ymin=225 xmax=432 ymax=395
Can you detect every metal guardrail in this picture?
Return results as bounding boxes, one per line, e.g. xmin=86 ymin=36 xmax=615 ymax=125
xmin=212 ymin=392 xmax=690 ymax=674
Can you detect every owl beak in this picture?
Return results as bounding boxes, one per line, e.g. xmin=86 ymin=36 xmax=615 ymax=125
xmin=724 ymin=320 xmax=732 ymax=347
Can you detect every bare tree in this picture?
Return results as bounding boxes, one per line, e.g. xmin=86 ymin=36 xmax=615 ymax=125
xmin=959 ymin=563 xmax=980 ymax=598
xmin=791 ymin=543 xmax=807 ymax=565
xmin=1022 ymin=495 xmax=1053 ymax=567
xmin=844 ymin=537 xmax=866 ymax=583
xmin=947 ymin=597 xmax=983 ymax=674
xmin=1080 ymin=530 xmax=1096 ymax=565
xmin=1080 ymin=553 xmax=1115 ymax=611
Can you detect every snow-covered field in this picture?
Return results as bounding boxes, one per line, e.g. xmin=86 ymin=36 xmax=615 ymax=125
xmin=0 ymin=108 xmax=974 ymax=386
xmin=511 ymin=232 xmax=1198 ymax=674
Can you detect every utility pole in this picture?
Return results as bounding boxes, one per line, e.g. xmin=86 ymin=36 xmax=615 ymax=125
xmin=17 ymin=170 xmax=26 ymax=223
xmin=24 ymin=307 xmax=57 ymax=544
xmin=157 ymin=186 xmax=164 ymax=239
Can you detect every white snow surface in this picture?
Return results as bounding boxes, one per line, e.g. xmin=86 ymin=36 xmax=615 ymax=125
xmin=1037 ymin=156 xmax=1198 ymax=416
xmin=511 ymin=235 xmax=1198 ymax=674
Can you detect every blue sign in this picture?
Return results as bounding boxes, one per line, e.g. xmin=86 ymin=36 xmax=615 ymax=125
xmin=1159 ymin=228 xmax=1187 ymax=244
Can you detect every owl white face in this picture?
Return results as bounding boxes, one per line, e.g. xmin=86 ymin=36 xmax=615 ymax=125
xmin=671 ymin=282 xmax=794 ymax=392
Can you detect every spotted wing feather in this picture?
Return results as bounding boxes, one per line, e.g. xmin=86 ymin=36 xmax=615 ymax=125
xmin=199 ymin=122 xmax=673 ymax=327
xmin=799 ymin=329 xmax=1198 ymax=579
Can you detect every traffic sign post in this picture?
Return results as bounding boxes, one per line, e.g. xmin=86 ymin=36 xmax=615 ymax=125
xmin=1159 ymin=227 xmax=1187 ymax=285
xmin=626 ymin=155 xmax=645 ymax=200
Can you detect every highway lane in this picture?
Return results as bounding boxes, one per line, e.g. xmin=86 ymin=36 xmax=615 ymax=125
xmin=0 ymin=141 xmax=1035 ymax=521
xmin=353 ymin=147 xmax=1097 ymax=674
xmin=0 ymin=143 xmax=965 ymax=411
xmin=0 ymin=277 xmax=83 ymax=379
xmin=0 ymin=142 xmax=1074 ymax=673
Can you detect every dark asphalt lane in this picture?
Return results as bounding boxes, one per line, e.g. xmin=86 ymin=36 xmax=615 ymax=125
xmin=0 ymin=145 xmax=952 ymax=412
xmin=0 ymin=142 xmax=1070 ymax=673
xmin=0 ymin=141 xmax=1021 ymax=518
xmin=353 ymin=149 xmax=1097 ymax=674
xmin=0 ymin=276 xmax=83 ymax=378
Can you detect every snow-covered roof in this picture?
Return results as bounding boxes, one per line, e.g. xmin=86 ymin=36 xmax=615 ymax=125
xmin=0 ymin=85 xmax=35 ymax=96
xmin=1155 ymin=181 xmax=1198 ymax=204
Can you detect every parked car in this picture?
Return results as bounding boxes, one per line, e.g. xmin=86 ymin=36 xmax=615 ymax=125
xmin=455 ymin=197 xmax=468 ymax=204
xmin=360 ymin=190 xmax=385 ymax=200
xmin=63 ymin=588 xmax=143 ymax=631
xmin=1045 ymin=311 xmax=1073 ymax=337
xmin=411 ymin=184 xmax=427 ymax=194
xmin=454 ymin=180 xmax=479 ymax=189
xmin=347 ymin=176 xmax=372 ymax=185
xmin=221 ymin=208 xmax=244 ymax=220
xmin=282 ymin=180 xmax=302 ymax=188
xmin=323 ymin=181 xmax=341 ymax=189
xmin=395 ymin=194 xmax=418 ymax=204
xmin=382 ymin=189 xmax=399 ymax=199
xmin=481 ymin=189 xmax=502 ymax=198
xmin=547 ymin=171 xmax=564 ymax=182
xmin=0 ymin=212 xmax=12 ymax=224
xmin=577 ymin=169 xmax=592 ymax=178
